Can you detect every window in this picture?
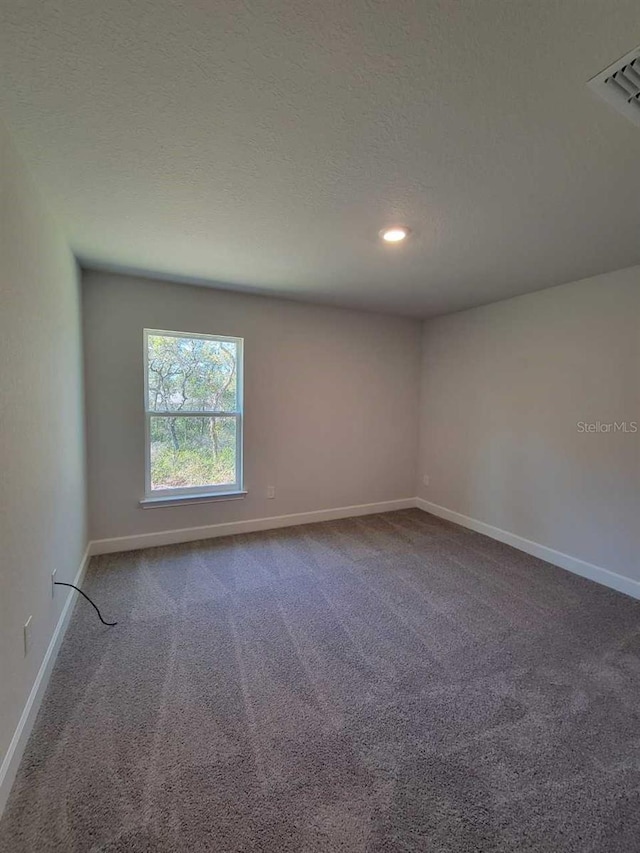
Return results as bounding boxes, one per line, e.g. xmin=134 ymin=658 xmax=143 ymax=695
xmin=144 ymin=329 xmax=243 ymax=499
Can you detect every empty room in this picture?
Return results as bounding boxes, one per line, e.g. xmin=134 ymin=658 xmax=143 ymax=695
xmin=1 ymin=1 xmax=639 ymax=850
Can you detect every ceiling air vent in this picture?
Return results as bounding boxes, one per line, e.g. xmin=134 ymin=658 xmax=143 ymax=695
xmin=588 ymin=44 xmax=640 ymax=127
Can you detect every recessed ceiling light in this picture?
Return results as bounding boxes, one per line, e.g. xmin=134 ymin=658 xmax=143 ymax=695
xmin=380 ymin=226 xmax=411 ymax=243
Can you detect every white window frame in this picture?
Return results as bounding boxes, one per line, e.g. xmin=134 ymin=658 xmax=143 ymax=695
xmin=143 ymin=328 xmax=244 ymax=500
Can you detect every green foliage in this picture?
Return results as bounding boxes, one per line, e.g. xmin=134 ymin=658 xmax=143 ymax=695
xmin=150 ymin=416 xmax=237 ymax=489
xmin=151 ymin=445 xmax=235 ymax=489
xmin=147 ymin=334 xmax=237 ymax=413
xmin=147 ymin=333 xmax=239 ymax=489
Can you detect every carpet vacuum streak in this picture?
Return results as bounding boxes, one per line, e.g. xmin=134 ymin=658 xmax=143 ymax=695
xmin=2 ymin=509 xmax=640 ymax=851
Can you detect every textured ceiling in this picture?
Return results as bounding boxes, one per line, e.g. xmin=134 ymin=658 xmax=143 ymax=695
xmin=2 ymin=0 xmax=640 ymax=316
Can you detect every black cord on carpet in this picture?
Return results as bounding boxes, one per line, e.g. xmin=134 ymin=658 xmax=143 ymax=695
xmin=54 ymin=582 xmax=118 ymax=626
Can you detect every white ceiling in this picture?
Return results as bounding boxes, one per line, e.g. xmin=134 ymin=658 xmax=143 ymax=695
xmin=2 ymin=1 xmax=640 ymax=317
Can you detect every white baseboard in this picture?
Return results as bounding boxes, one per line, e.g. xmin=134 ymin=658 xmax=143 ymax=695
xmin=0 ymin=544 xmax=91 ymax=816
xmin=90 ymin=498 xmax=416 ymax=556
xmin=415 ymin=498 xmax=640 ymax=600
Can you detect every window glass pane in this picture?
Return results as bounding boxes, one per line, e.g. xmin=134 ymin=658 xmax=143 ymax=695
xmin=150 ymin=416 xmax=237 ymax=490
xmin=147 ymin=334 xmax=238 ymax=412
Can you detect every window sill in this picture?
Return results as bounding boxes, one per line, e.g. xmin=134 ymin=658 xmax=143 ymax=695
xmin=139 ymin=490 xmax=247 ymax=509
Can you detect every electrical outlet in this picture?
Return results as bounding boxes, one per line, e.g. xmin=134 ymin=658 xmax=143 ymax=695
xmin=267 ymin=485 xmax=275 ymax=499
xmin=24 ymin=616 xmax=33 ymax=657
xmin=51 ymin=569 xmax=57 ymax=598
xmin=423 ymin=474 xmax=430 ymax=486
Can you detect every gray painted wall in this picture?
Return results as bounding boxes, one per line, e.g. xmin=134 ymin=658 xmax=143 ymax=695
xmin=418 ymin=265 xmax=640 ymax=579
xmin=0 ymin=121 xmax=87 ymax=772
xmin=83 ymin=271 xmax=422 ymax=541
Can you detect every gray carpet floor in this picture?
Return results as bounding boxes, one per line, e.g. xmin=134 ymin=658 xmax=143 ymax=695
xmin=2 ymin=509 xmax=640 ymax=852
